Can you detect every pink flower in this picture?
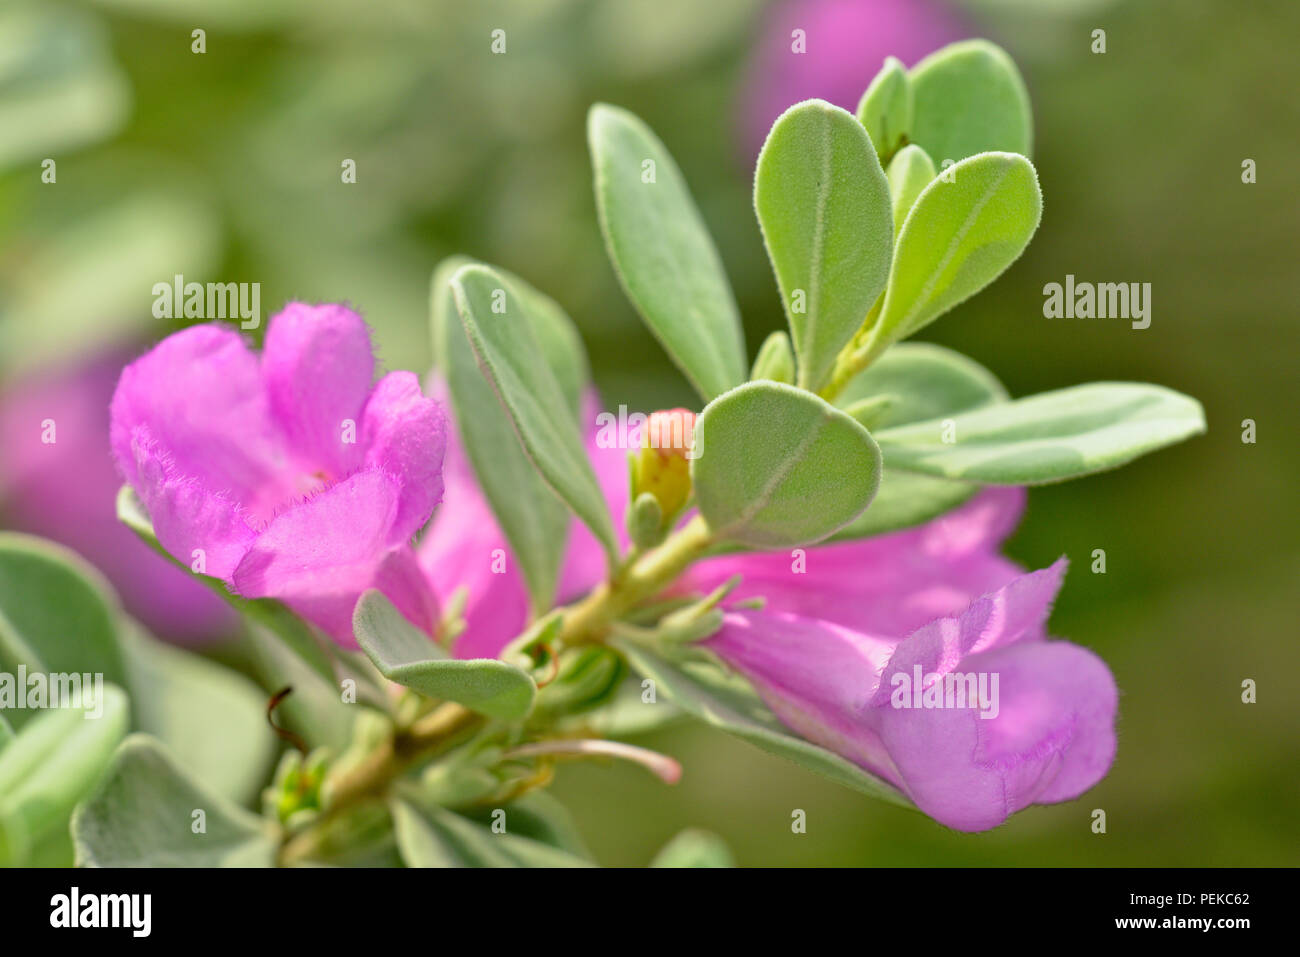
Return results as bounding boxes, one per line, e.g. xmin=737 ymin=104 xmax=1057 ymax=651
xmin=0 ymin=350 xmax=233 ymax=642
xmin=686 ymin=491 xmax=1118 ymax=832
xmin=110 ymin=305 xmax=446 ymax=644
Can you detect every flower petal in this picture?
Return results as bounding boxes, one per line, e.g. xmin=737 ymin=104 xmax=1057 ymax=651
xmin=231 ymin=469 xmax=432 ymax=643
xmin=361 ymin=371 xmax=446 ymax=540
xmin=685 ymin=487 xmax=1028 ymax=637
xmin=111 ymin=324 xmax=285 ymax=501
xmin=262 ymin=302 xmax=373 ymax=477
xmin=129 ymin=426 xmax=256 ymax=580
xmin=876 ymin=639 xmax=1117 ymax=831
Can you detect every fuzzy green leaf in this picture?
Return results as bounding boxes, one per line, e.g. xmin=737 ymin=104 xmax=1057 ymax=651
xmin=452 ymin=263 xmax=618 ymax=565
xmin=0 ymin=684 xmax=128 ymax=864
xmin=432 ymin=257 xmax=575 ymax=611
xmin=877 ymin=382 xmax=1207 ymax=484
xmin=908 ymin=39 xmax=1032 ymax=164
xmin=693 ymin=381 xmax=881 ymax=547
xmin=855 ymin=56 xmax=913 ymax=160
xmin=120 ymin=622 xmax=276 ymax=806
xmin=836 ymin=342 xmax=1008 ymax=428
xmin=886 ymin=143 xmax=936 ymax=237
xmin=749 ymin=329 xmax=796 ymax=384
xmin=755 ymin=100 xmax=893 ymax=392
xmin=71 ymin=735 xmax=275 ymax=867
xmin=0 ymin=533 xmax=127 ymax=712
xmin=860 ymin=152 xmax=1042 ymax=363
xmin=354 ymin=590 xmax=535 ymax=721
xmin=588 ymin=103 xmax=747 ymax=400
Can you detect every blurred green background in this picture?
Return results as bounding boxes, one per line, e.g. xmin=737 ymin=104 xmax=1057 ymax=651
xmin=1 ymin=0 xmax=1296 ymax=865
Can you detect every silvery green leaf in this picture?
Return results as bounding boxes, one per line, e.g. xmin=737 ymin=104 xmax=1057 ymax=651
xmin=855 ymin=56 xmax=912 ymax=160
xmin=452 ymin=263 xmax=619 ymax=565
xmin=354 ymin=590 xmax=535 ymax=721
xmin=749 ymin=329 xmax=795 ymax=384
xmin=0 ymin=533 xmax=128 ymax=712
xmin=886 ymin=144 xmax=936 ymax=237
xmin=693 ymin=381 xmax=881 ymax=547
xmin=119 ymin=622 xmax=276 ymax=806
xmin=588 ymin=103 xmax=747 ymax=401
xmin=877 ymin=382 xmax=1207 ymax=484
xmin=835 ymin=342 xmax=1008 ymax=429
xmin=432 ymin=257 xmax=574 ymax=612
xmin=755 ymin=100 xmax=893 ymax=391
xmin=0 ymin=685 xmax=128 ymax=865
xmin=616 ymin=641 xmax=910 ymax=807
xmin=650 ymin=828 xmax=734 ymax=868
xmin=390 ymin=798 xmax=592 ymax=868
xmin=829 ymin=343 xmax=1008 ymax=540
xmin=908 ymin=39 xmax=1032 ymax=164
xmin=71 ymin=735 xmax=276 ymax=867
xmin=829 ymin=471 xmax=978 ymax=542
xmin=860 ymin=152 xmax=1042 ymax=363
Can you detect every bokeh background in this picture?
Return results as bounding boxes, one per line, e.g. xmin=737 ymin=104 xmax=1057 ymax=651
xmin=1 ymin=0 xmax=1296 ymax=865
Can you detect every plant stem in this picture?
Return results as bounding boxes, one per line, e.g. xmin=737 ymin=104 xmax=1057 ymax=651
xmin=556 ymin=514 xmax=713 ymax=646
xmin=278 ymin=702 xmax=483 ymax=865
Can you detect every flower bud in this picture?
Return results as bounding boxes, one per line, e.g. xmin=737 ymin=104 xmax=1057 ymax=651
xmin=632 ymin=409 xmax=697 ymax=521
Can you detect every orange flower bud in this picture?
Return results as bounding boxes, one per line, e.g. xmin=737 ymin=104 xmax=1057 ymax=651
xmin=633 ymin=409 xmax=697 ymax=520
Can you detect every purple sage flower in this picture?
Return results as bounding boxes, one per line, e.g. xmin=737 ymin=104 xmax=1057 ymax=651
xmin=110 ymin=305 xmax=446 ymax=644
xmin=684 ymin=491 xmax=1118 ymax=832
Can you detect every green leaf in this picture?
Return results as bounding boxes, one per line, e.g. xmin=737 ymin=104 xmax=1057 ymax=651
xmin=119 ymin=622 xmax=276 ymax=806
xmin=390 ymin=799 xmax=592 ymax=868
xmin=829 ymin=471 xmax=978 ymax=542
xmin=353 ymin=590 xmax=535 ymax=721
xmin=452 ymin=264 xmax=619 ymax=565
xmin=755 ymin=100 xmax=893 ymax=392
xmin=836 ymin=342 xmax=1008 ymax=429
xmin=692 ymin=382 xmax=881 ymax=547
xmin=432 ymin=257 xmax=574 ymax=612
xmin=908 ymin=39 xmax=1032 ymax=164
xmin=650 ymin=828 xmax=734 ymax=868
xmin=116 ymin=486 xmax=341 ymax=690
xmin=886 ymin=143 xmax=936 ymax=237
xmin=0 ymin=533 xmax=128 ymax=722
xmin=877 ymin=382 xmax=1207 ymax=484
xmin=71 ymin=735 xmax=276 ymax=867
xmin=855 ymin=56 xmax=912 ymax=161
xmin=0 ymin=713 xmax=11 ymax=750
xmin=860 ymin=152 xmax=1042 ymax=364
xmin=588 ymin=103 xmax=747 ymax=400
xmin=749 ymin=329 xmax=795 ymax=384
xmin=0 ymin=684 xmax=128 ymax=864
xmin=616 ymin=641 xmax=909 ymax=807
